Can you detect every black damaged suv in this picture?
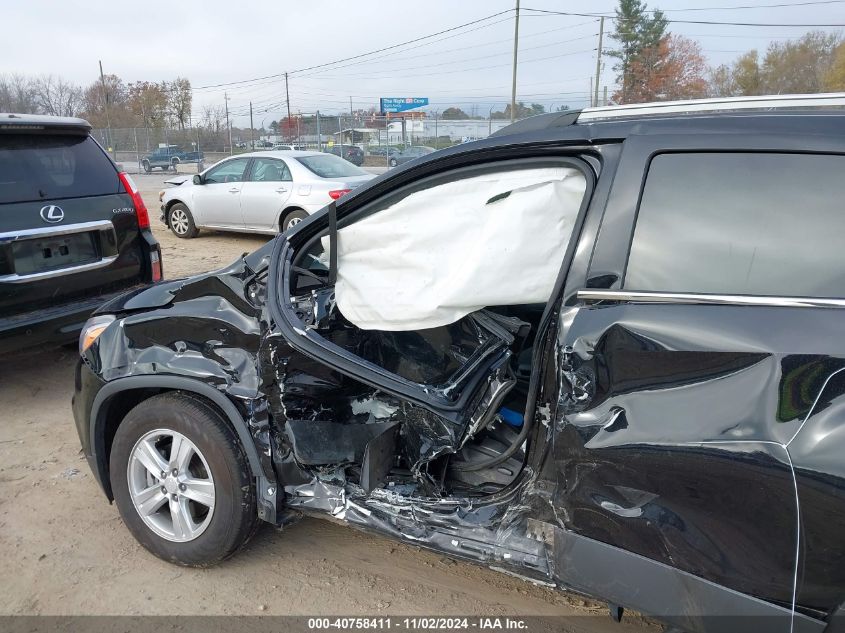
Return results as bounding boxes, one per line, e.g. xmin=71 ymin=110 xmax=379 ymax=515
xmin=74 ymin=96 xmax=845 ymax=633
xmin=0 ymin=114 xmax=162 ymax=353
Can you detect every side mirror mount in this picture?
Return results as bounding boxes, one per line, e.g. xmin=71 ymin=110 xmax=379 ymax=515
xmin=192 ymin=174 xmax=203 ymax=185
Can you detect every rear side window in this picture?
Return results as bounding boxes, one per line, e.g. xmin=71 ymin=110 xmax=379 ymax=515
xmin=250 ymin=158 xmax=291 ymax=182
xmin=625 ymin=152 xmax=845 ymax=298
xmin=0 ymin=134 xmax=119 ymax=204
xmin=297 ymin=154 xmax=367 ymax=178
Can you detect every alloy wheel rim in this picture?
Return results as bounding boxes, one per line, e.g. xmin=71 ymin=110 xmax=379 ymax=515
xmin=171 ymin=209 xmax=189 ymax=235
xmin=286 ymin=216 xmax=303 ymax=230
xmin=127 ymin=428 xmax=215 ymax=542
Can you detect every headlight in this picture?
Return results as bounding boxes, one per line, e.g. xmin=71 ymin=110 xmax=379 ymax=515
xmin=79 ymin=315 xmax=115 ymax=355
xmin=158 ymin=190 xmax=165 ymax=202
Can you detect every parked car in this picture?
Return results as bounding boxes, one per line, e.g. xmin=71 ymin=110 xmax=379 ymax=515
xmin=159 ymin=150 xmax=374 ymax=236
xmin=325 ymin=144 xmax=364 ymax=166
xmin=141 ymin=145 xmax=203 ymax=173
xmin=272 ymin=143 xmax=306 ymax=151
xmin=0 ymin=113 xmax=162 ymax=354
xmin=74 ymin=95 xmax=845 ymax=633
xmin=367 ymin=146 xmax=399 ymax=158
xmin=252 ymin=140 xmax=274 ymax=150
xmin=388 ymin=145 xmax=435 ymax=167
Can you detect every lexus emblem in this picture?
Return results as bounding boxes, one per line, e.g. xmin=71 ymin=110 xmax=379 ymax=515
xmin=40 ymin=205 xmax=64 ymax=223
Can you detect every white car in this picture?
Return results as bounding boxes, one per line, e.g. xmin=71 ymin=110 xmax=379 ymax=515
xmin=159 ymin=150 xmax=375 ymax=237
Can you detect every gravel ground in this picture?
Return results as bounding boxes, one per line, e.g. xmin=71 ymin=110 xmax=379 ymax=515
xmin=0 ymin=173 xmax=659 ymax=632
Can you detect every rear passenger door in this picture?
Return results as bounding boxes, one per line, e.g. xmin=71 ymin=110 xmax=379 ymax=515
xmin=553 ymin=134 xmax=845 ymax=630
xmin=240 ymin=157 xmax=292 ymax=232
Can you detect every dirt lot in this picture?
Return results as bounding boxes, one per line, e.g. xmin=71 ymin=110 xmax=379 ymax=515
xmin=0 ymin=174 xmax=657 ymax=631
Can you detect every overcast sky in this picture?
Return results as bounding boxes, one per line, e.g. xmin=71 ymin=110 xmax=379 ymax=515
xmin=2 ymin=0 xmax=843 ymax=124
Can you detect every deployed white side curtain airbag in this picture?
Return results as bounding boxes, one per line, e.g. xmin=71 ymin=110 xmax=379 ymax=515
xmin=325 ymin=166 xmax=587 ymax=331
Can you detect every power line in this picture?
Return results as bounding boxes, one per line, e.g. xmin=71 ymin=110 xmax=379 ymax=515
xmin=662 ymin=0 xmax=845 ymax=10
xmin=193 ymin=9 xmax=513 ymax=91
xmin=191 ymin=17 xmax=517 ymax=95
xmin=288 ymin=47 xmax=596 ymax=82
xmin=194 ymin=17 xmax=596 ymax=95
xmin=297 ymin=32 xmax=598 ymax=82
xmin=521 ymin=7 xmax=845 ymax=26
xmin=287 ymin=75 xmax=595 ymax=97
xmin=291 ymin=16 xmax=517 ymax=79
xmin=292 ymin=21 xmax=597 ymax=81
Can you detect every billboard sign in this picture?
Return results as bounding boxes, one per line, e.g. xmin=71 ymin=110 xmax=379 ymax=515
xmin=380 ymin=97 xmax=429 ymax=113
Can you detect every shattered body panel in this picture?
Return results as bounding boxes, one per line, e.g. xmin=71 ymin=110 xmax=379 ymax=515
xmin=552 ymin=300 xmax=845 ymax=621
xmin=72 ymin=113 xmax=845 ymax=632
xmin=75 ymin=243 xmax=560 ymax=584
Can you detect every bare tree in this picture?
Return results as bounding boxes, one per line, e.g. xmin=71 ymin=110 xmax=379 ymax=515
xmin=200 ymin=104 xmax=226 ymax=133
xmin=33 ymin=75 xmax=83 ymax=117
xmin=707 ymin=64 xmax=735 ymax=98
xmin=167 ymin=78 xmax=192 ymax=129
xmin=0 ymin=74 xmax=39 ymax=113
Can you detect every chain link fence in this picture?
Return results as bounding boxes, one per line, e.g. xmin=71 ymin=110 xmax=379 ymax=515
xmin=93 ymin=113 xmax=519 ymax=174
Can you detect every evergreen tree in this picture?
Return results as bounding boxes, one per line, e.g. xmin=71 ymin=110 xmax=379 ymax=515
xmin=607 ymin=0 xmax=668 ymax=101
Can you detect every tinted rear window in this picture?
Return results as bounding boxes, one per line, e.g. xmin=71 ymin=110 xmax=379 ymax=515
xmin=625 ymin=152 xmax=845 ymax=298
xmin=297 ymin=154 xmax=367 ymax=178
xmin=0 ymin=134 xmax=119 ymax=204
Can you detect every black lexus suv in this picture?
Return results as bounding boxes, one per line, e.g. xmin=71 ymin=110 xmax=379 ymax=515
xmin=0 ymin=114 xmax=162 ymax=353
xmin=73 ymin=97 xmax=845 ymax=633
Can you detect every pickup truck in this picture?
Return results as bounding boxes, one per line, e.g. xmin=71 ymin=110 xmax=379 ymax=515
xmin=140 ymin=145 xmax=203 ymax=173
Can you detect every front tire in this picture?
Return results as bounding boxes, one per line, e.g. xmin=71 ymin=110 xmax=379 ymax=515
xmin=109 ymin=392 xmax=259 ymax=566
xmin=389 ymin=158 xmax=397 ymax=167
xmin=170 ymin=158 xmax=180 ymax=172
xmin=168 ymin=203 xmax=199 ymax=239
xmin=141 ymin=160 xmax=151 ymax=173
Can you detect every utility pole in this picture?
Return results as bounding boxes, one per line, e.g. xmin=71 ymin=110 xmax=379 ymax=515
xmin=249 ymin=101 xmax=255 ymax=150
xmin=284 ymin=72 xmax=292 ymax=141
xmin=603 ymin=86 xmax=608 ymax=107
xmin=349 ymin=96 xmax=353 ymax=117
xmin=224 ymin=92 xmax=232 ymax=155
xmin=510 ymin=0 xmax=520 ymax=123
xmin=98 ymin=61 xmax=114 ymax=158
xmin=316 ymin=110 xmax=321 ymax=151
xmin=594 ymin=16 xmax=604 ymax=108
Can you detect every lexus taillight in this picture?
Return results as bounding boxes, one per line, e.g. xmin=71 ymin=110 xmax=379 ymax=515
xmin=118 ymin=171 xmax=150 ymax=229
xmin=328 ymin=189 xmax=351 ymax=200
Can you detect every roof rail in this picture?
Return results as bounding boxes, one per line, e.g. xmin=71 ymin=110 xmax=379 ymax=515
xmin=577 ymin=93 xmax=845 ymax=122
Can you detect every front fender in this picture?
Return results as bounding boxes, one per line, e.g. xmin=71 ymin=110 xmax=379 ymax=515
xmin=89 ymin=375 xmax=278 ymax=522
xmin=84 ymin=254 xmax=280 ymax=522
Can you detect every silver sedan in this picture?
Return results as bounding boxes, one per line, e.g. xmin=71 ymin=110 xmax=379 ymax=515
xmin=159 ymin=150 xmax=375 ymax=238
